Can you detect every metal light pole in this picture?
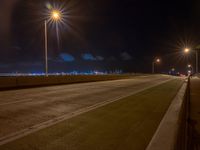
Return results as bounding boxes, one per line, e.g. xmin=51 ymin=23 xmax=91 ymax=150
xmin=44 ymin=20 xmax=48 ymax=77
xmin=196 ymin=50 xmax=198 ymax=74
xmin=152 ymin=58 xmax=160 ymax=74
xmin=152 ymin=62 xmax=155 ymax=74
xmin=44 ymin=9 xmax=62 ymax=76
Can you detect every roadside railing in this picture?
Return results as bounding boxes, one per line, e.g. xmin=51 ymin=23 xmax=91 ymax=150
xmin=146 ymin=78 xmax=190 ymax=150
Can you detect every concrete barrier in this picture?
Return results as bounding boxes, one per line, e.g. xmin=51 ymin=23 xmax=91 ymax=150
xmin=0 ymin=77 xmax=17 ymax=88
xmin=146 ymin=79 xmax=189 ymax=150
xmin=0 ymin=75 xmax=136 ymax=90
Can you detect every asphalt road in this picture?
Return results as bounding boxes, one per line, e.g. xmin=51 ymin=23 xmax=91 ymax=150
xmin=0 ymin=75 xmax=173 ymax=142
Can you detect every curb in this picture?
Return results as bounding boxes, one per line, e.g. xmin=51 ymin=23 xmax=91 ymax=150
xmin=146 ymin=81 xmax=188 ymax=150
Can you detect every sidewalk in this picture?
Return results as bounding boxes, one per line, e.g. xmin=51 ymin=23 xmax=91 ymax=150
xmin=189 ymin=77 xmax=200 ymax=149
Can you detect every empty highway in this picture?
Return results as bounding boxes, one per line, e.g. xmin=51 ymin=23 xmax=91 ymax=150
xmin=0 ymin=75 xmax=174 ymax=144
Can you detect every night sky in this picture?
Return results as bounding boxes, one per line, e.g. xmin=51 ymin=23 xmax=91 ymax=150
xmin=0 ymin=0 xmax=200 ymax=73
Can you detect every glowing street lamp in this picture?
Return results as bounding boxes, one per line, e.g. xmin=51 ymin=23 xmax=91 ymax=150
xmin=44 ymin=9 xmax=62 ymax=76
xmin=51 ymin=10 xmax=61 ymax=21
xmin=156 ymin=58 xmax=160 ymax=63
xmin=184 ymin=48 xmax=190 ymax=53
xmin=183 ymin=48 xmax=199 ymax=74
xmin=152 ymin=58 xmax=161 ymax=74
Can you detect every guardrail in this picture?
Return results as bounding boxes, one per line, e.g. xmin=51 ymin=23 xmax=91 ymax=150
xmin=146 ymin=78 xmax=190 ymax=150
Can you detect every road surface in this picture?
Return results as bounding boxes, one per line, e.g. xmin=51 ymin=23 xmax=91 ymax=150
xmin=0 ymin=75 xmax=173 ymax=143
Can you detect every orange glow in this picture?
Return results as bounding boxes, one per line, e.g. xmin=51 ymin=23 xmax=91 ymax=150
xmin=51 ymin=10 xmax=61 ymax=20
xmin=184 ymin=48 xmax=190 ymax=53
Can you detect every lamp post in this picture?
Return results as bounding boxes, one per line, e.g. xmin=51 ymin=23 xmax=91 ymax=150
xmin=44 ymin=20 xmax=48 ymax=76
xmin=44 ymin=10 xmax=61 ymax=76
xmin=196 ymin=51 xmax=198 ymax=74
xmin=184 ymin=48 xmax=199 ymax=74
xmin=152 ymin=58 xmax=160 ymax=74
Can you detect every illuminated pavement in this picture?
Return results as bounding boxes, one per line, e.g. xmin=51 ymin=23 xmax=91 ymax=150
xmin=0 ymin=75 xmax=173 ymax=142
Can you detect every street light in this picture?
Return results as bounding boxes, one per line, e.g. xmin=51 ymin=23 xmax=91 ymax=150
xmin=44 ymin=9 xmax=62 ymax=76
xmin=152 ymin=58 xmax=161 ymax=74
xmin=156 ymin=58 xmax=160 ymax=63
xmin=51 ymin=10 xmax=61 ymax=21
xmin=183 ymin=48 xmax=198 ymax=74
xmin=184 ymin=48 xmax=190 ymax=54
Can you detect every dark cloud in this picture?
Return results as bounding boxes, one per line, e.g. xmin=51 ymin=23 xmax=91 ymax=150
xmin=96 ymin=56 xmax=104 ymax=61
xmin=120 ymin=52 xmax=133 ymax=61
xmin=82 ymin=53 xmax=96 ymax=61
xmin=59 ymin=53 xmax=75 ymax=62
xmin=108 ymin=56 xmax=117 ymax=61
xmin=81 ymin=53 xmax=105 ymax=61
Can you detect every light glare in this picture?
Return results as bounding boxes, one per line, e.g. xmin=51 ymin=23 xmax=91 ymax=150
xmin=156 ymin=59 xmax=160 ymax=63
xmin=51 ymin=10 xmax=61 ymax=20
xmin=184 ymin=48 xmax=190 ymax=53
